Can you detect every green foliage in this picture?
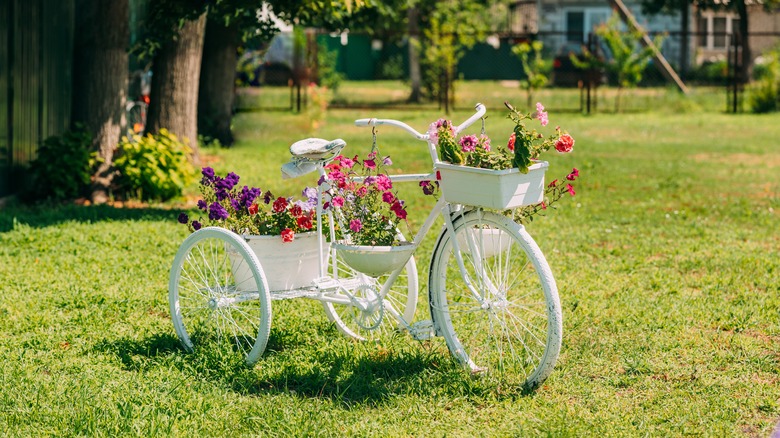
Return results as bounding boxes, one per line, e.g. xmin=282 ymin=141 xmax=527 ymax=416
xmin=594 ymin=14 xmax=665 ymax=111
xmin=511 ymin=41 xmax=551 ymax=106
xmin=748 ymin=45 xmax=780 ymax=113
xmin=114 ymin=129 xmax=196 ymax=201
xmin=315 ymin=42 xmax=344 ymax=91
xmin=378 ymin=54 xmax=405 ymax=80
xmin=25 ymin=125 xmax=93 ymax=202
xmin=690 ymin=60 xmax=729 ymax=85
xmin=421 ymin=0 xmax=491 ymax=102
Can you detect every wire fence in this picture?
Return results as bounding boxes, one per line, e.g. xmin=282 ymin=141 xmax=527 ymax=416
xmin=234 ymin=30 xmax=780 ymax=115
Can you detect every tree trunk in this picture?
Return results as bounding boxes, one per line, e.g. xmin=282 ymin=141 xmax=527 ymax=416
xmin=72 ymin=0 xmax=129 ymax=204
xmin=198 ymin=18 xmax=238 ymax=146
xmin=735 ymin=0 xmax=751 ymax=83
xmin=407 ymin=7 xmax=422 ymax=103
xmin=147 ymin=12 xmax=207 ymax=162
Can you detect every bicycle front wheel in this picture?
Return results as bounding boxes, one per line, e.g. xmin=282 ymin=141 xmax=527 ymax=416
xmin=169 ymin=227 xmax=272 ymax=365
xmin=429 ymin=210 xmax=562 ymax=390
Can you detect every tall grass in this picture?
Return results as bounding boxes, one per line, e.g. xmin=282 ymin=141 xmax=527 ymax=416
xmin=1 ymin=100 xmax=778 ymax=435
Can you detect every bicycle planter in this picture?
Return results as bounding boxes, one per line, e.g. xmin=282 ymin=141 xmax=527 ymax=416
xmin=332 ymin=241 xmax=416 ymax=277
xmin=436 ymin=161 xmax=548 ymax=210
xmin=228 ymin=232 xmax=328 ymax=292
xmin=168 ymin=104 xmax=562 ymax=391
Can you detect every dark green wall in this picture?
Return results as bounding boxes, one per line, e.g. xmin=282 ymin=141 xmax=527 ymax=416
xmin=317 ymin=34 xmax=529 ymax=81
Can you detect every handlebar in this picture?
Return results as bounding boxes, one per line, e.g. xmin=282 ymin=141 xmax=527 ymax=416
xmin=355 ymin=103 xmax=487 ymax=141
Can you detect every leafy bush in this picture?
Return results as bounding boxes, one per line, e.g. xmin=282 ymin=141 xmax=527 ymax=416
xmin=114 ymin=129 xmax=196 ymax=201
xmin=25 ymin=124 xmax=92 ymax=202
xmin=748 ymin=46 xmax=780 ymax=113
xmin=316 ymin=42 xmax=344 ymax=91
xmin=690 ymin=60 xmax=728 ymax=85
xmin=378 ymin=54 xmax=405 ymax=80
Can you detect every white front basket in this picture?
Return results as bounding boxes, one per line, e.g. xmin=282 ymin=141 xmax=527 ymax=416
xmin=436 ymin=161 xmax=548 ymax=210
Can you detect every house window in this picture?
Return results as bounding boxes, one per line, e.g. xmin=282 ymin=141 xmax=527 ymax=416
xmin=698 ymin=11 xmax=739 ymax=50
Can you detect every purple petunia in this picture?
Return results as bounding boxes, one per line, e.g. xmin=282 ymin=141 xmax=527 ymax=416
xmin=208 ymin=202 xmax=229 ymax=221
xmin=192 ymin=221 xmax=202 ymax=230
xmin=177 ymin=213 xmax=189 ymax=224
xmin=197 ymin=200 xmax=207 ymax=211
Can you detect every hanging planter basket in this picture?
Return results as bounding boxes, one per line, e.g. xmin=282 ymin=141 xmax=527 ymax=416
xmin=436 ymin=161 xmax=548 ymax=210
xmin=332 ymin=241 xmax=416 ymax=277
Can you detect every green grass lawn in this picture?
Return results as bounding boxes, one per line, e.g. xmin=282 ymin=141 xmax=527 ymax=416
xmin=1 ymin=99 xmax=779 ymax=435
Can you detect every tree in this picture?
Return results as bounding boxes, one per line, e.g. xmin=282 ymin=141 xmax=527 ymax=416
xmin=593 ymin=14 xmax=664 ymax=112
xmin=141 ymin=1 xmax=208 ymax=163
xmin=199 ymin=2 xmax=280 ymax=147
xmin=512 ymin=41 xmax=551 ymax=108
xmin=71 ymin=0 xmax=129 ymax=204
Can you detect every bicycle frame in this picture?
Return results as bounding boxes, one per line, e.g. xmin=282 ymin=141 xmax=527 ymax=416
xmin=307 ymin=104 xmax=491 ymax=330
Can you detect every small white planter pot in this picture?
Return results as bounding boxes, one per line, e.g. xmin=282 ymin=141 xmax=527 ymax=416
xmin=332 ymin=241 xmax=416 ymax=277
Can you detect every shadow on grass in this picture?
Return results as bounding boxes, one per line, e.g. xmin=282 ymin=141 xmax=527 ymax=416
xmin=0 ymin=203 xmax=179 ymax=232
xmin=95 ymin=329 xmax=509 ymax=403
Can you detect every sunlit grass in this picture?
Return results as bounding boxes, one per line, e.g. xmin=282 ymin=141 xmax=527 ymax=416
xmin=1 ymin=94 xmax=779 ymax=435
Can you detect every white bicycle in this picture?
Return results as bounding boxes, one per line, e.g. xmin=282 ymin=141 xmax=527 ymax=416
xmin=168 ymin=104 xmax=563 ymax=390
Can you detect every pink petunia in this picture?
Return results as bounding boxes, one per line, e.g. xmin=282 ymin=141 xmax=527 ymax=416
xmin=375 ymin=174 xmax=392 ymax=191
xmin=356 ymin=186 xmax=368 ymax=197
xmin=349 ymin=219 xmax=362 ymax=233
xmin=479 ymin=134 xmax=491 ymax=151
xmin=460 ymin=135 xmax=478 ymax=153
xmin=566 ymin=167 xmax=579 ymax=181
xmin=382 ymin=191 xmax=395 ymax=204
xmin=536 ymin=102 xmax=549 ymax=127
xmin=566 ymin=184 xmax=576 ymax=196
xmin=332 ymin=196 xmax=345 ymax=207
xmin=364 ymin=159 xmax=376 ymax=170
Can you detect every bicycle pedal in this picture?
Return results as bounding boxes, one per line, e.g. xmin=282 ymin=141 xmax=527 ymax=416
xmin=410 ymin=320 xmax=435 ymax=341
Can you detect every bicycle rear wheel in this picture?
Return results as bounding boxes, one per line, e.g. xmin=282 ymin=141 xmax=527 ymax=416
xmin=428 ymin=210 xmax=562 ymax=390
xmin=169 ymin=227 xmax=272 ymax=365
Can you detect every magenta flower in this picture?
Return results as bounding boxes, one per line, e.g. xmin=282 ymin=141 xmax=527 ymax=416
xmin=460 ymin=135 xmax=478 ymax=152
xmin=349 ymin=219 xmax=362 ymax=233
xmin=566 ymin=184 xmax=576 ymax=196
xmin=363 ymin=159 xmax=376 ymax=170
xmin=356 ymin=186 xmax=368 ymax=197
xmin=566 ymin=167 xmax=579 ymax=181
xmin=332 ymin=196 xmax=345 ymax=208
xmin=376 ymin=174 xmax=392 ymax=191
xmin=382 ymin=191 xmax=395 ymax=204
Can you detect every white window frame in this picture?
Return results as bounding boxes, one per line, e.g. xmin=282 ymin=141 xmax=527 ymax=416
xmin=698 ymin=11 xmax=739 ymax=50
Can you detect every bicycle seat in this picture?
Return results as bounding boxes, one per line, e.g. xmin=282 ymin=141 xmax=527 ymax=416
xmin=290 ymin=138 xmax=346 ymax=159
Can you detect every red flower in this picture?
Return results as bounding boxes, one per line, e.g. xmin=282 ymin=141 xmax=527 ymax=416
xmin=507 ymin=132 xmax=516 ymax=151
xmin=548 ymin=179 xmax=558 ymax=188
xmin=296 ymin=215 xmax=312 ymax=230
xmin=273 ymin=197 xmax=288 ymax=213
xmin=541 ymin=201 xmax=547 ymax=210
xmin=281 ymin=228 xmax=294 ymax=242
xmin=555 ymin=134 xmax=575 ymax=153
xmin=566 ymin=167 xmax=579 ymax=181
xmin=248 ymin=203 xmax=259 ymax=215
xmin=566 ymin=184 xmax=576 ymax=196
xmin=290 ymin=205 xmax=303 ymax=217
xmin=391 ymin=201 xmax=407 ymax=219
xmin=382 ymin=191 xmax=395 ymax=204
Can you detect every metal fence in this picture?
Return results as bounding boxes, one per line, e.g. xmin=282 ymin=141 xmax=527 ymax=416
xmin=235 ymin=30 xmax=780 ymax=115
